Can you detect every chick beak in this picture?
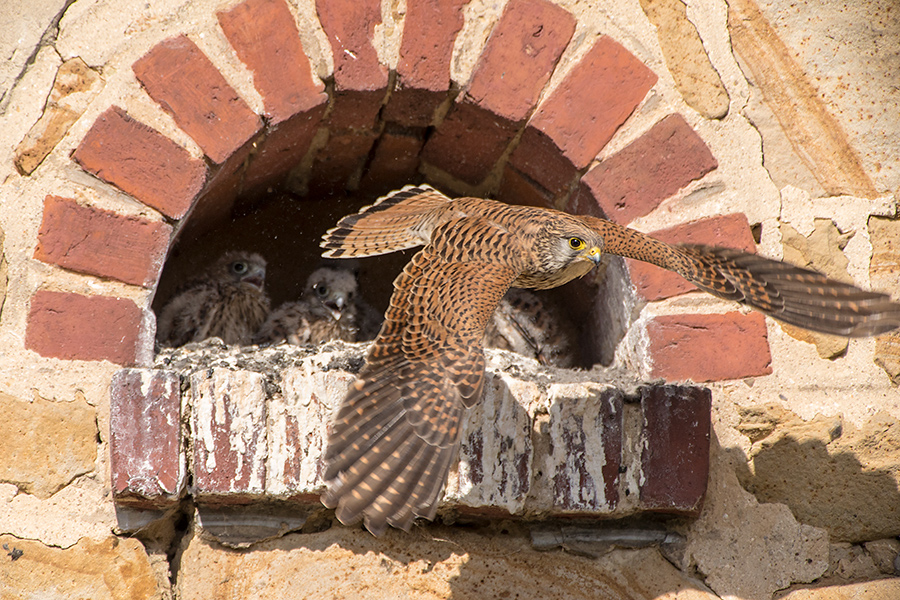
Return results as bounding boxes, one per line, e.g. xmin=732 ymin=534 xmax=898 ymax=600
xmin=324 ymin=295 xmax=345 ymax=320
xmin=244 ymin=267 xmax=266 ymax=290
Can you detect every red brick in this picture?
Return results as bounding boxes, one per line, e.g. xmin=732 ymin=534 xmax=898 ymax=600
xmin=466 ymin=0 xmax=575 ymax=122
xmin=510 ymin=36 xmax=658 ymax=190
xmin=565 ymin=181 xmax=609 ymax=220
xmin=190 ymin=369 xmax=267 ymax=501
xmin=241 ymin=104 xmax=327 ymax=195
xmin=579 ymin=113 xmax=718 ymax=224
xmin=181 ymin=142 xmax=255 ymax=237
xmin=308 ymin=131 xmax=378 ymax=196
xmin=383 ymin=0 xmax=468 ymax=127
xmin=547 ymin=388 xmax=623 ymax=512
xmin=26 ymin=291 xmax=147 ymax=365
xmin=639 ymin=385 xmax=710 ymax=515
xmin=647 ymin=312 xmax=772 ymax=382
xmin=420 ymin=0 xmax=575 ymax=185
xmin=497 ymin=165 xmax=554 ymax=209
xmin=509 ymin=127 xmax=580 ymax=195
xmin=132 ymin=35 xmax=262 ymax=164
xmin=73 ymin=106 xmax=205 ymax=219
xmin=316 ymin=0 xmax=388 ymax=92
xmin=628 ymin=213 xmax=757 ymax=301
xmin=110 ymin=369 xmax=184 ymax=507
xmin=421 ymin=101 xmax=519 ymax=185
xmin=34 ymin=196 xmax=171 ymax=288
xmin=360 ymin=129 xmax=425 ymax=194
xmin=327 ymin=90 xmax=386 ymax=131
xmin=218 ymin=0 xmax=327 ymax=124
xmin=382 ymin=87 xmax=445 ymax=128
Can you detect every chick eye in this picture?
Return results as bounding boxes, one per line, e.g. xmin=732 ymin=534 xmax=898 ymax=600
xmin=314 ymin=283 xmax=328 ymax=297
xmin=231 ymin=261 xmax=248 ymax=274
xmin=568 ymin=237 xmax=586 ymax=250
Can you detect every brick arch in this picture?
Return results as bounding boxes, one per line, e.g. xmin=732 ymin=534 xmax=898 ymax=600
xmin=25 ymin=0 xmax=770 ymax=382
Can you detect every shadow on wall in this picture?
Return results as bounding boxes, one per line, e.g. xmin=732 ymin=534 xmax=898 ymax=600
xmin=734 ymin=415 xmax=900 ymax=543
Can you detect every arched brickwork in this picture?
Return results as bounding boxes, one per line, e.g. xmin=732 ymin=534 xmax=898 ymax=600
xmin=24 ymin=0 xmax=771 ymax=382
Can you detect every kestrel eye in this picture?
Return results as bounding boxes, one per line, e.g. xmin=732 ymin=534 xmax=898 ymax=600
xmin=568 ymin=237 xmax=586 ymax=250
xmin=232 ymin=262 xmax=248 ymax=274
xmin=315 ymin=284 xmax=328 ymax=297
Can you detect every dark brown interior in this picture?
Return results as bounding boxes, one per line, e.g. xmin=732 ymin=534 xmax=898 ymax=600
xmin=151 ymin=151 xmax=632 ymax=368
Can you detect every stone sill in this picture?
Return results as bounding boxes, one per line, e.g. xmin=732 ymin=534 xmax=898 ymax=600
xmin=110 ymin=340 xmax=711 ymax=531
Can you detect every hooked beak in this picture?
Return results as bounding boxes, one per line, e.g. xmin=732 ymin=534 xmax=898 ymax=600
xmin=244 ymin=273 xmax=265 ymax=290
xmin=587 ymin=246 xmax=602 ymax=264
xmin=324 ymin=296 xmax=346 ymax=320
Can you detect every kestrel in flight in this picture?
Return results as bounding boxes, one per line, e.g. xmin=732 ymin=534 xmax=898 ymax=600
xmin=255 ymin=266 xmax=361 ymax=346
xmin=156 ymin=251 xmax=269 ymax=347
xmin=319 ymin=184 xmax=900 ymax=535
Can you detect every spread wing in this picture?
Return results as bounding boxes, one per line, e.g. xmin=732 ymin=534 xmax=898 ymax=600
xmin=321 ymin=185 xmax=456 ymax=258
xmin=580 ymin=216 xmax=900 ymax=337
xmin=675 ymin=244 xmax=900 ymax=337
xmin=322 ymin=218 xmax=521 ymax=535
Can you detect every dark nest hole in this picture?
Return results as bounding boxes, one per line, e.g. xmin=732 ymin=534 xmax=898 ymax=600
xmin=151 ymin=124 xmax=633 ymax=368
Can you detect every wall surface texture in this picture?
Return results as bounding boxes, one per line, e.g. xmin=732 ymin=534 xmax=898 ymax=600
xmin=0 ymin=0 xmax=898 ymax=598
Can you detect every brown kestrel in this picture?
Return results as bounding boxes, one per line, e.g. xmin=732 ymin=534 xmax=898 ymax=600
xmin=156 ymin=251 xmax=270 ymax=347
xmin=254 ymin=266 xmax=360 ymax=346
xmin=319 ymin=185 xmax=900 ymax=535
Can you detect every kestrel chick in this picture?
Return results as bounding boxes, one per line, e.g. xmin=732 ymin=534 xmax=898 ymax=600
xmin=156 ymin=251 xmax=269 ymax=347
xmin=319 ymin=184 xmax=900 ymax=535
xmin=254 ymin=267 xmax=360 ymax=345
xmin=483 ymin=288 xmax=579 ymax=368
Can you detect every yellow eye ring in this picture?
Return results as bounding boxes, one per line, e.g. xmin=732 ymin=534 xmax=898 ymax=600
xmin=568 ymin=237 xmax=586 ymax=250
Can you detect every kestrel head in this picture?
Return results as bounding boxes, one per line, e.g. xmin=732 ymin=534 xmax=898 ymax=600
xmin=305 ymin=267 xmax=358 ymax=320
xmin=526 ymin=215 xmax=605 ymax=289
xmin=212 ymin=251 xmax=267 ymax=291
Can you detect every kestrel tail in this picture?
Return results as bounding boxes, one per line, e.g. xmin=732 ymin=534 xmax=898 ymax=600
xmin=319 ymin=184 xmax=900 ymax=535
xmin=157 ymin=251 xmax=270 ymax=347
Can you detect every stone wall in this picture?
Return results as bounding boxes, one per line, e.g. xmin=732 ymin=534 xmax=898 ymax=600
xmin=0 ymin=0 xmax=898 ymax=598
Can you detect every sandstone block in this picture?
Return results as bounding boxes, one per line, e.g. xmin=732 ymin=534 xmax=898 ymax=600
xmin=639 ymin=0 xmax=729 ymax=119
xmin=0 ymin=534 xmax=161 ymax=599
xmin=0 ymin=392 xmax=96 ymax=499
xmin=175 ymin=525 xmax=718 ymax=599
xmin=14 ymin=57 xmax=103 ymax=175
xmin=739 ymin=409 xmax=900 ymax=542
